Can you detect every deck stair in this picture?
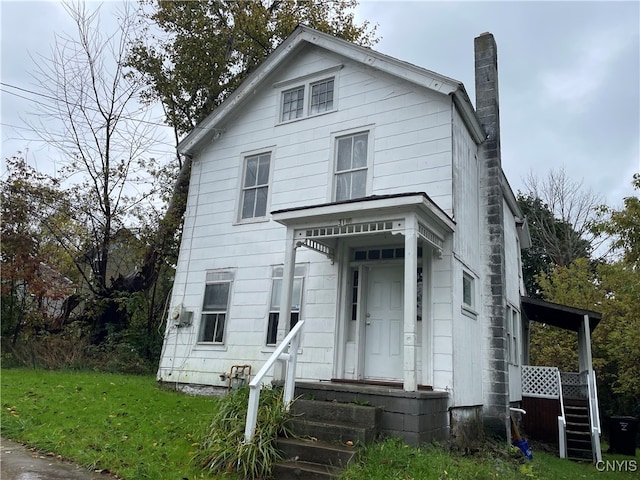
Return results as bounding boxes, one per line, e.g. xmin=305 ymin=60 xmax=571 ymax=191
xmin=564 ymin=397 xmax=593 ymax=462
xmin=273 ymin=399 xmax=381 ymax=479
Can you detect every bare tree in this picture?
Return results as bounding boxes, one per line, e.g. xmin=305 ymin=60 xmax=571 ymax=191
xmin=24 ymin=1 xmax=163 ymax=297
xmin=522 ymin=168 xmax=604 ymax=266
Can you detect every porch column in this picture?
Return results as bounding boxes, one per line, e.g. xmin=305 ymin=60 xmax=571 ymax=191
xmin=274 ymin=225 xmax=297 ymax=383
xmin=578 ymin=315 xmax=593 ymax=373
xmin=403 ymin=214 xmax=418 ymax=391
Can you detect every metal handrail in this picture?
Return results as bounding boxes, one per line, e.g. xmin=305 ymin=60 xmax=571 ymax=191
xmin=587 ymin=369 xmax=602 ymax=463
xmin=557 ymin=369 xmax=567 ymax=459
xmin=244 ymin=320 xmax=304 ymax=443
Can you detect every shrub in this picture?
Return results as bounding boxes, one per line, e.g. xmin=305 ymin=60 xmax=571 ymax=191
xmin=195 ymin=385 xmax=292 ymax=479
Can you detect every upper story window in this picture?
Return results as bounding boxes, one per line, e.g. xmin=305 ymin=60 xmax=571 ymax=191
xmin=310 ymin=79 xmax=334 ymax=114
xmin=240 ymin=152 xmax=271 ymax=220
xmin=281 ymin=86 xmax=304 ymax=121
xmin=279 ymin=76 xmax=336 ymax=123
xmin=199 ymin=270 xmax=233 ymax=344
xmin=335 ymin=132 xmax=368 ymax=201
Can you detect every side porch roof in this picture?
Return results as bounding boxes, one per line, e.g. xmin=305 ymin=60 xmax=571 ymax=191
xmin=520 ymin=296 xmax=602 ymax=332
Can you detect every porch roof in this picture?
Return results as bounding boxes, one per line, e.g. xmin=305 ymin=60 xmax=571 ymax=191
xmin=271 ymin=192 xmax=456 ymax=232
xmin=520 ymin=296 xmax=602 ymax=332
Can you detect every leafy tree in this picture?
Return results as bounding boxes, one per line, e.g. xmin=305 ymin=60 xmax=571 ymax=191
xmin=129 ymin=0 xmax=378 ymax=136
xmin=533 ymin=176 xmax=640 ymax=416
xmin=518 ymin=169 xmax=599 ymax=297
xmin=1 ymin=156 xmax=78 ymax=343
xmin=121 ymin=0 xmax=379 ymax=295
xmin=594 ymin=173 xmax=640 ymax=265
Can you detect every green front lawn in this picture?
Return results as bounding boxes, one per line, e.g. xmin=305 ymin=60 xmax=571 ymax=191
xmin=1 ymin=369 xmax=637 ymax=479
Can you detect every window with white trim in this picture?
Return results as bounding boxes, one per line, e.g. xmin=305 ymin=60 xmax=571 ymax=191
xmin=279 ymin=76 xmax=335 ymax=122
xmin=281 ymin=86 xmax=304 ymax=121
xmin=199 ymin=271 xmax=233 ymax=343
xmin=462 ymin=271 xmax=475 ymax=314
xmin=240 ymin=152 xmax=271 ymax=220
xmin=266 ymin=266 xmax=305 ymax=346
xmin=310 ymin=78 xmax=334 ymax=114
xmin=334 ymin=132 xmax=368 ymax=201
xmin=506 ymin=305 xmax=520 ymax=365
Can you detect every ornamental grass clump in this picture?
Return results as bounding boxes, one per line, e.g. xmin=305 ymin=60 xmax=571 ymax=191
xmin=195 ymin=385 xmax=292 ymax=479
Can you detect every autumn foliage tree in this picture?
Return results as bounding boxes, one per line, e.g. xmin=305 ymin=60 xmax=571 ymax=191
xmin=1 ymin=157 xmax=77 ymax=344
xmin=530 ymin=176 xmax=640 ymax=416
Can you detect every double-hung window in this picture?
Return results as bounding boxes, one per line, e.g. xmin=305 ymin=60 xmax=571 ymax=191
xmin=335 ymin=132 xmax=368 ymax=201
xmin=266 ymin=266 xmax=305 ymax=346
xmin=506 ymin=306 xmax=520 ymax=365
xmin=240 ymin=152 xmax=271 ymax=220
xmin=199 ymin=271 xmax=233 ymax=343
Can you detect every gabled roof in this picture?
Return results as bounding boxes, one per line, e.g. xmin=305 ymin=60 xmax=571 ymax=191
xmin=179 ymin=25 xmax=486 ymax=156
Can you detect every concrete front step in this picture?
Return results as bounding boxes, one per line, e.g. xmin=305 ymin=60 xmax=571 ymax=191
xmin=291 ymin=399 xmax=381 ymax=426
xmin=277 ymin=437 xmax=358 ymax=467
xmin=272 ymin=460 xmax=343 ymax=480
xmin=289 ymin=417 xmax=376 ymax=444
xmin=273 ymin=399 xmax=379 ymax=479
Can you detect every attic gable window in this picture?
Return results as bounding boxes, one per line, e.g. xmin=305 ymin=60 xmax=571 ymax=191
xmin=240 ymin=152 xmax=271 ymax=220
xmin=310 ymin=79 xmax=334 ymax=114
xmin=281 ymin=86 xmax=304 ymax=121
xmin=278 ymin=74 xmax=337 ymax=123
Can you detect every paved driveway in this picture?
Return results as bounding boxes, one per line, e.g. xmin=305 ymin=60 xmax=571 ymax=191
xmin=1 ymin=438 xmax=115 ymax=480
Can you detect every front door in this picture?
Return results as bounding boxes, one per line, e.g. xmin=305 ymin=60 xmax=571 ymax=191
xmin=364 ymin=265 xmax=403 ymax=380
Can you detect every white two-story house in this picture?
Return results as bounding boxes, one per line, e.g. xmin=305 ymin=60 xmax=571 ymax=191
xmin=157 ymin=26 xmax=530 ymax=444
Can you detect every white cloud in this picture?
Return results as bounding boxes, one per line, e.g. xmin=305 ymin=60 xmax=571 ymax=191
xmin=539 ymin=28 xmax=631 ymax=112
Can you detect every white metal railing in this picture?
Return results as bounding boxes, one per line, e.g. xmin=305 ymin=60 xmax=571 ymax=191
xmin=243 ymin=320 xmax=304 ymax=443
xmin=587 ymin=369 xmax=602 ymax=463
xmin=557 ymin=369 xmax=567 ymax=459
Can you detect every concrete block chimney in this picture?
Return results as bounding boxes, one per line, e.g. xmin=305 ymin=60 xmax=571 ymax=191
xmin=474 ymin=32 xmax=509 ymax=440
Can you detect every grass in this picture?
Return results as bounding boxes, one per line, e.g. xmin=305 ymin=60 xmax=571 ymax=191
xmin=2 ymin=368 xmax=638 ymax=479
xmin=342 ymin=438 xmax=639 ymax=480
xmin=1 ymin=368 xmax=220 ymax=479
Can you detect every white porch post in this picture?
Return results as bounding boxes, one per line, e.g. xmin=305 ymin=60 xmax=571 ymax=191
xmin=578 ymin=314 xmax=593 ymax=373
xmin=274 ymin=226 xmax=297 ymax=383
xmin=403 ymin=214 xmax=418 ymax=391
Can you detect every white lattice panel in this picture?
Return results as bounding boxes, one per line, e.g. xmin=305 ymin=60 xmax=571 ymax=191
xmin=560 ymin=372 xmax=588 ymax=398
xmin=522 ymin=366 xmax=560 ymax=398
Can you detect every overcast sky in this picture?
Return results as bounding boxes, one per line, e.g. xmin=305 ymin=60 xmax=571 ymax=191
xmin=1 ymin=1 xmax=639 ymax=208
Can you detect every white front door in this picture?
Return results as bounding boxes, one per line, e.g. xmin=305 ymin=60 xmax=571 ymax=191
xmin=364 ymin=265 xmax=403 ymax=380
